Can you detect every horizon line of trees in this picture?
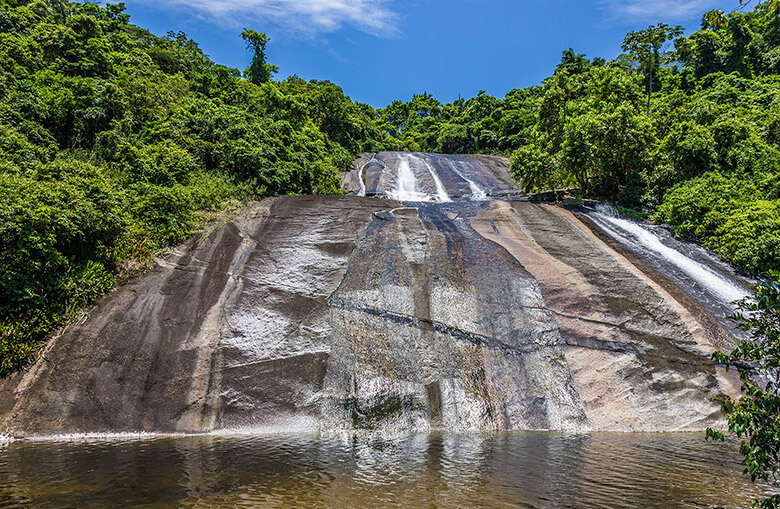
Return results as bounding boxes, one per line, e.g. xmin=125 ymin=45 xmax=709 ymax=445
xmin=0 ymin=0 xmax=387 ymax=375
xmin=377 ymin=2 xmax=780 ymax=277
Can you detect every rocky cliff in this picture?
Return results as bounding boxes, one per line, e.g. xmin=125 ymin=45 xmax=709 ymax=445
xmin=0 ymin=153 xmax=748 ymax=436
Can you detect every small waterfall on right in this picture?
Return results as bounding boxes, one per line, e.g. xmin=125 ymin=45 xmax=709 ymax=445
xmin=587 ymin=203 xmax=751 ymax=307
xmin=418 ymin=155 xmax=451 ymax=202
xmin=445 ymin=160 xmax=488 ymax=200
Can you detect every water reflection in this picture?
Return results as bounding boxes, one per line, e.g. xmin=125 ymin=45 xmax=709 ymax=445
xmin=0 ymin=432 xmax=774 ymax=508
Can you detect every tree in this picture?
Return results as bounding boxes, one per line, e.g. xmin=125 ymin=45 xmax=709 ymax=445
xmin=675 ymin=29 xmax=722 ymax=79
xmin=538 ymin=70 xmax=578 ymax=152
xmin=559 ymin=114 xmax=595 ymax=194
xmin=510 ymin=136 xmax=558 ymax=192
xmin=622 ymin=23 xmax=685 ymax=115
xmin=705 ymin=0 xmax=780 ymax=28
xmin=557 ymin=48 xmax=590 ymax=75
xmin=241 ymin=29 xmax=278 ymax=85
xmin=707 ymin=272 xmax=780 ymax=509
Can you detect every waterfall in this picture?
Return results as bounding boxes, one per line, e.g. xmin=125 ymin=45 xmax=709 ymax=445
xmin=387 ymin=153 xmax=451 ymax=203
xmin=356 ymin=153 xmax=376 ymax=198
xmin=387 ymin=155 xmax=425 ymax=201
xmin=357 ymin=160 xmax=368 ymax=197
xmin=418 ymin=155 xmax=451 ymax=203
xmin=589 ymin=206 xmax=749 ymax=304
xmin=447 ymin=161 xmax=487 ymax=200
xmin=465 ymin=179 xmax=487 ymax=201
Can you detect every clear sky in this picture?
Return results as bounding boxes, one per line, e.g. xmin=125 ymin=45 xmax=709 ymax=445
xmin=122 ymin=0 xmax=740 ymax=108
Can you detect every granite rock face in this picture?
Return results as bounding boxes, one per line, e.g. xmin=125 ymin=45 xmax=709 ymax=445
xmin=0 ymin=153 xmax=743 ymax=436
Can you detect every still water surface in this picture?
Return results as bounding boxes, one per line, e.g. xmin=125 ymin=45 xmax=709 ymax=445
xmin=0 ymin=432 xmax=775 ymax=508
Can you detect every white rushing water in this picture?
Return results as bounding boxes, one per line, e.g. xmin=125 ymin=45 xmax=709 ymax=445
xmin=590 ymin=207 xmax=749 ymax=304
xmin=447 ymin=161 xmax=487 ymax=200
xmin=419 ymin=156 xmax=451 ymax=202
xmin=387 ymin=155 xmax=426 ymax=201
xmin=356 ymin=154 xmax=376 ymax=197
xmin=387 ymin=154 xmax=451 ymax=202
xmin=357 ymin=162 xmax=367 ymax=197
xmin=465 ymin=179 xmax=488 ymax=200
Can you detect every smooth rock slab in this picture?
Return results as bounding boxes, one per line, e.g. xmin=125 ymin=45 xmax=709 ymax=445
xmin=0 ymin=192 xmax=740 ymax=436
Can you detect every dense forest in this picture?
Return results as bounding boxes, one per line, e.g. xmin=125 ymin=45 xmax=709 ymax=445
xmin=1 ymin=0 xmax=779 ymax=374
xmin=0 ymin=0 xmax=386 ymax=373
xmin=379 ymin=4 xmax=780 ymax=277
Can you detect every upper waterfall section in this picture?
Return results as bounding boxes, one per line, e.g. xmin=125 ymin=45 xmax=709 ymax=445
xmin=345 ymin=152 xmax=752 ymax=314
xmin=342 ymin=152 xmax=521 ymax=202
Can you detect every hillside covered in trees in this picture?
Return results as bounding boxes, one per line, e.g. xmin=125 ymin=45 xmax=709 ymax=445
xmin=1 ymin=0 xmax=779 ymax=374
xmin=0 ymin=0 xmax=386 ymax=373
xmin=380 ymin=4 xmax=780 ymax=277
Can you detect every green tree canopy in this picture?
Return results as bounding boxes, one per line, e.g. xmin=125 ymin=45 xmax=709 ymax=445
xmin=241 ymin=28 xmax=278 ymax=85
xmin=621 ymin=23 xmax=685 ymax=114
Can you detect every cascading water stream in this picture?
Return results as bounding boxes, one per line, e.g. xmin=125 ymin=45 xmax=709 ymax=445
xmin=387 ymin=153 xmax=451 ymax=202
xmin=588 ymin=205 xmax=749 ymax=305
xmin=387 ymin=155 xmax=427 ymax=201
xmin=465 ymin=179 xmax=487 ymax=201
xmin=356 ymin=154 xmax=374 ymax=197
xmin=418 ymin=155 xmax=451 ymax=202
xmin=445 ymin=160 xmax=487 ymax=200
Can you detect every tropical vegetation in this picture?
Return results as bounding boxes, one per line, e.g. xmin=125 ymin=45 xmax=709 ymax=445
xmin=1 ymin=0 xmax=779 ymax=385
xmin=0 ymin=0 xmax=385 ymax=374
xmin=707 ymin=271 xmax=780 ymax=508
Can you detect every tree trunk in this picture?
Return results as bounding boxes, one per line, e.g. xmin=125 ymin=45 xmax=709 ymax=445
xmin=647 ymin=68 xmax=653 ymax=116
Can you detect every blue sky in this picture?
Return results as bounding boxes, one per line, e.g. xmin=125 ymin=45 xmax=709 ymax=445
xmin=123 ymin=0 xmax=740 ymax=107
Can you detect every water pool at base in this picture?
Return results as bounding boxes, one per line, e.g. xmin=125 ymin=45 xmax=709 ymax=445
xmin=0 ymin=432 xmax=775 ymax=508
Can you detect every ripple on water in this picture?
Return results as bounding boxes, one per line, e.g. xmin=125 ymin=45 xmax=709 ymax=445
xmin=0 ymin=432 xmax=775 ymax=508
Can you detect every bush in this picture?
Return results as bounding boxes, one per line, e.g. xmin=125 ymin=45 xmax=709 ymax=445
xmin=715 ymin=200 xmax=780 ymax=274
xmin=654 ymin=173 xmax=778 ymax=274
xmin=653 ymin=172 xmax=758 ymax=240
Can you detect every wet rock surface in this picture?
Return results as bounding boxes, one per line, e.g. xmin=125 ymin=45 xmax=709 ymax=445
xmin=0 ymin=153 xmax=744 ymax=436
xmin=343 ymin=152 xmax=521 ymax=200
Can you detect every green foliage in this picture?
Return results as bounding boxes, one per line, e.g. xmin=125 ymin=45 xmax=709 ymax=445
xmin=513 ymin=64 xmax=650 ymax=204
xmin=654 ymin=172 xmax=757 ymax=240
xmin=0 ymin=0 xmax=385 ymax=375
xmin=622 ymin=23 xmax=684 ymax=115
xmin=510 ymin=139 xmax=561 ymax=191
xmin=715 ymin=201 xmax=780 ymax=274
xmin=375 ymin=88 xmax=541 ymax=155
xmin=707 ymin=272 xmax=780 ymax=508
xmin=241 ymin=29 xmax=277 ymax=85
xmin=655 ymin=171 xmax=780 ymax=274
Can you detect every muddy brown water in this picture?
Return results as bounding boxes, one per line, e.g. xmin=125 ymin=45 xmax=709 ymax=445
xmin=0 ymin=432 xmax=774 ymax=508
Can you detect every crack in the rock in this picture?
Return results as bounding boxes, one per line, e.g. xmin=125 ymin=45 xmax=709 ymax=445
xmin=328 ymin=298 xmax=558 ymax=356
